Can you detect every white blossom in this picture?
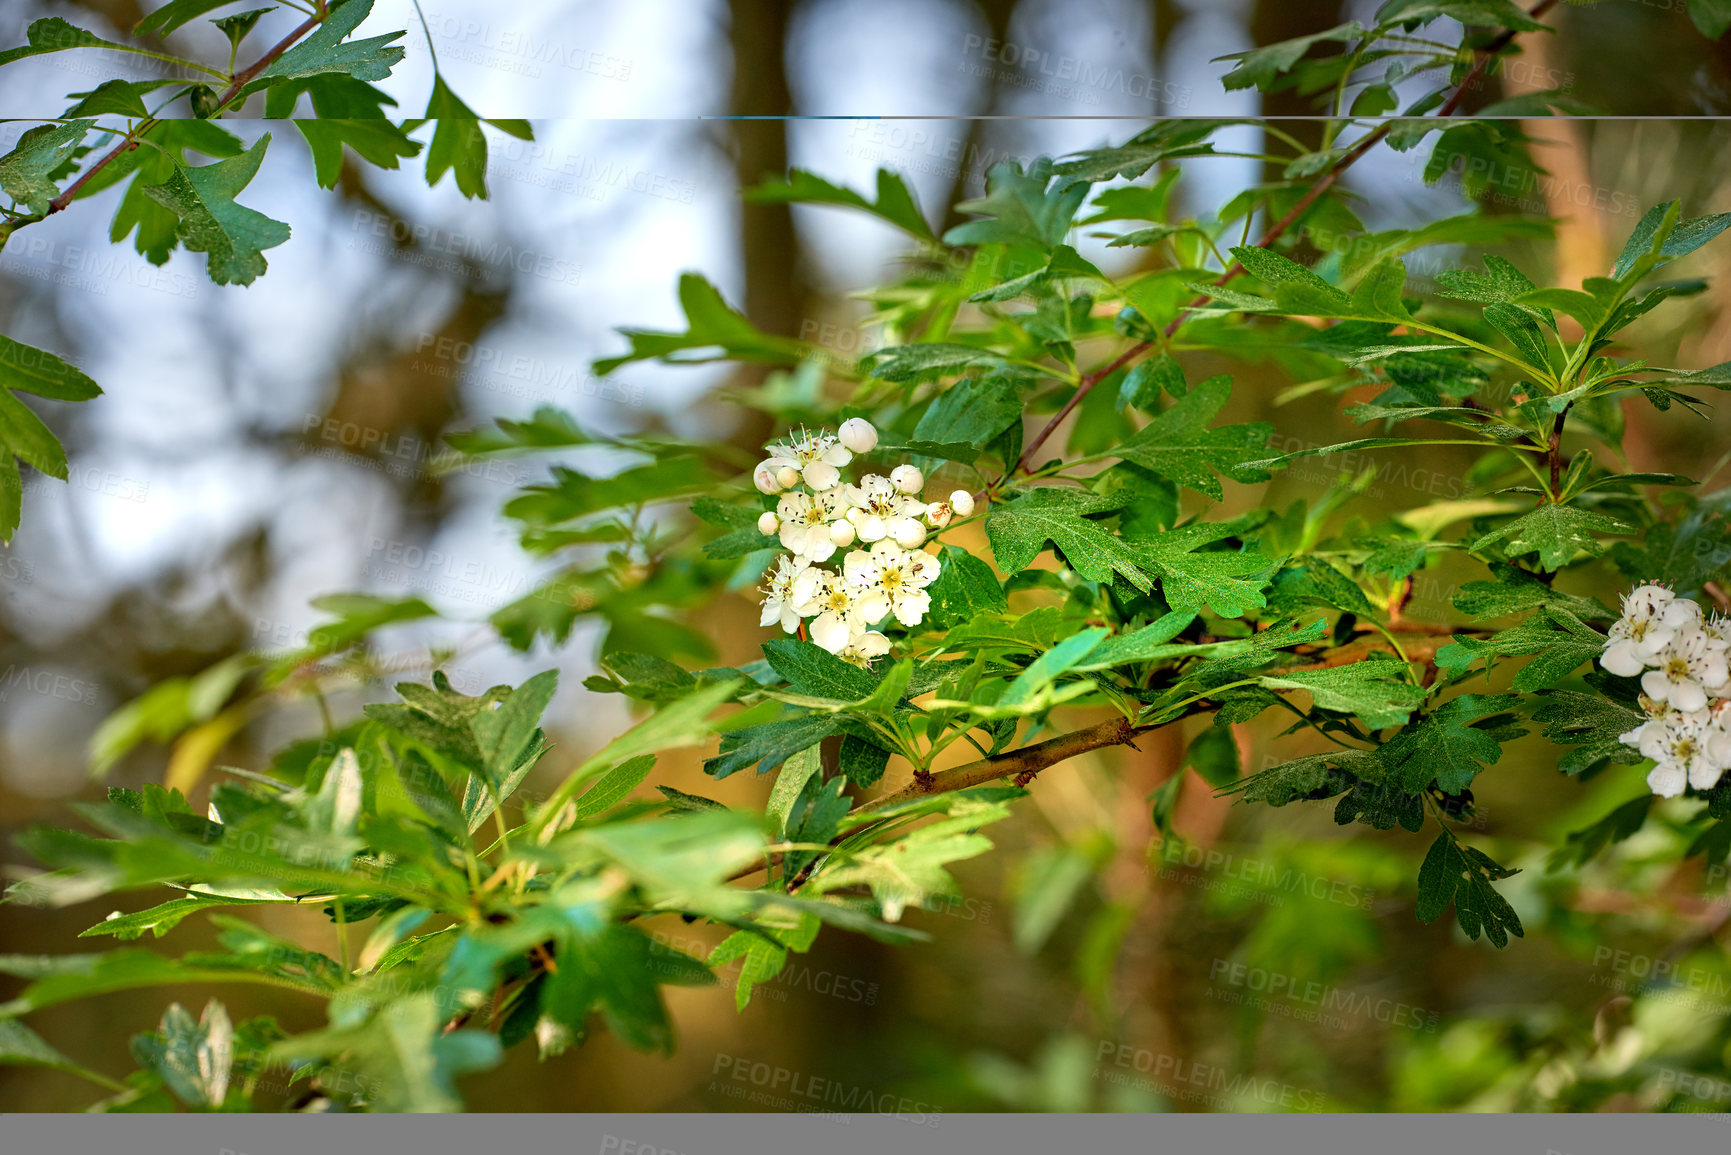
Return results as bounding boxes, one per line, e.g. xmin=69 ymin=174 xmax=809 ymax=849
xmin=798 ymin=571 xmax=890 ymax=654
xmin=890 ymin=464 xmax=924 ymax=495
xmin=776 ymin=488 xmax=841 ymax=562
xmin=758 ymin=555 xmax=821 ymax=634
xmin=1623 ymin=708 xmax=1716 ymax=797
xmin=844 ymin=541 xmax=939 ymax=627
xmin=1641 ymin=628 xmax=1729 ymax=713
xmin=836 ymin=629 xmax=892 ymax=668
xmin=844 ymin=474 xmax=923 ymax=541
xmin=890 ymin=517 xmax=927 ymax=549
xmin=838 ymin=418 xmax=878 ymax=454
xmin=950 ymin=490 xmax=975 ymax=518
xmin=925 ymin=500 xmax=953 ymax=529
xmin=828 ymin=520 xmax=856 ymax=548
xmin=1601 ymin=582 xmax=1700 ymax=676
xmin=757 ymin=511 xmax=779 ymax=536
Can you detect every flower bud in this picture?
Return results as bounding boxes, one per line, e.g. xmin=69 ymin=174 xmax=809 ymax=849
xmin=838 ymin=417 xmax=878 ymax=454
xmin=858 ymin=514 xmax=887 ymax=543
xmin=757 ymin=511 xmax=780 ymax=536
xmin=775 ymin=466 xmax=801 ymax=490
xmin=803 ymin=461 xmax=841 ymax=491
xmin=753 ymin=463 xmax=783 ymax=494
xmin=925 ymin=501 xmax=952 ymax=529
xmin=950 ymin=490 xmax=975 ymax=518
xmin=890 ymin=517 xmax=927 ymax=549
xmin=828 ymin=520 xmax=856 ymax=547
xmin=890 ymin=465 xmax=924 ymax=495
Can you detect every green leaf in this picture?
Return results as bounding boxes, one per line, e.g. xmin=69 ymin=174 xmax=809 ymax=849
xmin=998 ymin=627 xmax=1110 ymax=710
xmin=1010 ymin=843 xmax=1098 ymax=954
xmin=1451 ymin=561 xmax=1613 ymax=621
xmin=862 ymin=343 xmax=1004 ymax=383
xmin=704 ymin=712 xmax=839 ymax=780
xmin=1531 ymin=690 xmax=1645 ymax=776
xmin=1258 ymin=661 xmax=1426 ymax=729
xmin=294 ymin=119 xmax=422 ymax=188
xmin=136 ymin=0 xmax=250 ymax=34
xmin=1379 ymin=694 xmax=1521 ymax=793
xmin=986 ymin=488 xmax=1153 ymax=592
xmin=1074 ymin=610 xmax=1199 ymax=670
xmin=1128 ymin=524 xmax=1270 ymax=619
xmin=0 ymin=1018 xmax=121 ymax=1089
xmin=274 ymin=992 xmax=499 ymax=1112
xmin=595 ymin=273 xmax=802 ymax=375
xmin=1689 ymin=0 xmax=1731 ymax=38
xmin=1413 ymin=833 xmax=1524 ymax=948
xmin=568 ymin=754 xmax=656 ymax=821
xmin=765 ymin=743 xmax=823 ymax=838
xmin=1183 ymin=721 xmax=1241 ymax=788
xmin=419 ymin=76 xmax=492 ymax=199
xmin=142 ymin=134 xmax=291 ymax=286
xmin=1228 ymin=245 xmax=1352 ymax=315
xmin=1470 ymin=504 xmax=1633 ymax=572
xmin=1110 ymin=376 xmax=1272 ymax=499
xmin=132 ymin=1000 xmax=234 ymax=1109
xmin=469 ymin=669 xmax=558 ymax=794
xmin=0 ymin=120 xmax=95 ymax=214
xmin=1613 ymin=200 xmax=1731 ymax=279
xmin=62 ymin=79 xmax=176 ymax=118
xmin=745 ymin=168 xmax=933 ymax=240
xmin=244 ymin=0 xmax=405 ymax=91
xmin=913 ymin=376 xmax=1023 ymax=449
xmin=0 ymin=387 xmax=68 ymax=479
xmin=212 ymin=7 xmax=271 ymax=50
xmin=924 ymin=545 xmax=1008 ymax=630
xmin=1218 ymin=747 xmax=1377 ymax=806
xmin=0 ymin=18 xmax=127 ymax=69
xmin=761 ymin=637 xmax=882 ymax=702
xmin=1550 ymin=795 xmax=1653 ymax=871
xmin=1375 ymin=0 xmax=1549 ymax=32
xmin=1051 ymin=121 xmax=1224 ymax=185
xmin=1217 ymin=22 xmax=1365 ymax=91
xmin=942 ymin=158 xmax=1088 ymax=250
xmin=969 ymin=243 xmax=1106 ymax=303
xmin=812 ymin=828 xmax=995 ymax=922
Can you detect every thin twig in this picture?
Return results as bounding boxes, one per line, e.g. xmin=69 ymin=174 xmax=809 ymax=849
xmin=45 ymin=14 xmax=324 ymax=218
xmin=1013 ymin=0 xmax=1560 ymax=475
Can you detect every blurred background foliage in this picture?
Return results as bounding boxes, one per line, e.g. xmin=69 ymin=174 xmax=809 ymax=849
xmin=5 ymin=0 xmax=1731 ymax=1115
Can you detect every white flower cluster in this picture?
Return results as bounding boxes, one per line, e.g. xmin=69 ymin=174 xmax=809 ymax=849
xmin=752 ymin=420 xmax=975 ymax=667
xmin=1603 ymin=584 xmax=1731 ymax=797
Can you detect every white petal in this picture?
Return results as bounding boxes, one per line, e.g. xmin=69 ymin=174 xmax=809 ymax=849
xmin=1600 ymin=641 xmax=1647 ymax=677
xmin=1648 ymin=761 xmax=1689 ymax=798
xmin=811 ymin=613 xmax=852 ymax=653
xmin=1674 ymin=681 xmax=1709 ymax=713
xmin=1642 ymin=670 xmax=1672 ymax=701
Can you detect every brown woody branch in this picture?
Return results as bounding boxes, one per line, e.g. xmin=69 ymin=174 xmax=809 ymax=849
xmin=1013 ymin=0 xmax=1561 ymax=475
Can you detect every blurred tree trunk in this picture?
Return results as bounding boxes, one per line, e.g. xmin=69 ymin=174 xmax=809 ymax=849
xmin=1250 ymin=0 xmax=1340 ymax=165
xmin=729 ymin=0 xmax=806 ymax=344
xmin=940 ymin=0 xmax=1019 ymax=233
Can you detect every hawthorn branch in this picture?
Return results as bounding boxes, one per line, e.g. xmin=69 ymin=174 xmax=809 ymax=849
xmin=44 ymin=14 xmax=324 ymax=218
xmin=1013 ymin=0 xmax=1560 ymax=475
